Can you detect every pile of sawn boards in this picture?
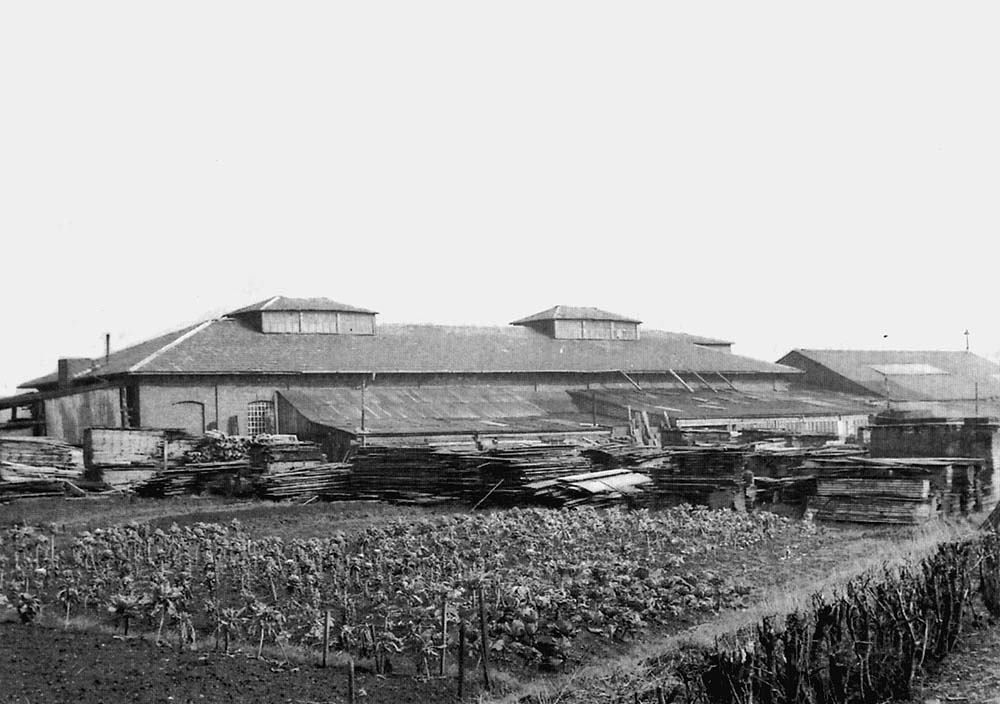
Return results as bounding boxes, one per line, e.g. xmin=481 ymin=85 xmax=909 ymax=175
xmin=805 ymin=456 xmax=983 ymax=524
xmin=351 ymin=443 xmax=595 ymax=505
xmin=0 ymin=437 xmax=84 ymax=473
xmin=250 ymin=440 xmax=326 ymax=472
xmin=255 ymin=462 xmax=352 ymax=501
xmin=134 ymin=460 xmax=250 ymax=498
xmin=351 ymin=446 xmax=482 ymax=502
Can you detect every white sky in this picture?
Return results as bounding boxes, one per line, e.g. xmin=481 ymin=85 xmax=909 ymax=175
xmin=2 ymin=2 xmax=999 ymax=398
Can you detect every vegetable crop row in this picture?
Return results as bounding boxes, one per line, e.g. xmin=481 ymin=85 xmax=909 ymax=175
xmin=0 ymin=506 xmax=809 ymax=674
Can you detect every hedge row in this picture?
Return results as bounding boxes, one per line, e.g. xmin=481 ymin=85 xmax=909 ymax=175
xmin=640 ymin=532 xmax=1000 ymax=704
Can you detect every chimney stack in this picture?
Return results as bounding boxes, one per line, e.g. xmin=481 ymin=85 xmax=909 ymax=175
xmin=105 ymin=333 xmax=110 ymax=366
xmin=57 ymin=359 xmax=71 ymax=388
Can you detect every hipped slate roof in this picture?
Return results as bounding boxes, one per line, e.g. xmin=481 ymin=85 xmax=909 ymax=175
xmin=229 ymin=296 xmax=378 ymax=315
xmin=19 ymin=317 xmax=794 ymax=390
xmin=511 ymin=306 xmax=641 ymax=325
xmin=779 ymin=349 xmax=1000 ymax=401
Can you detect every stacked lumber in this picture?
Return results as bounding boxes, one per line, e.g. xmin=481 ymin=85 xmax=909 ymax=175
xmin=816 ymin=477 xmax=931 ymax=500
xmin=583 ymin=443 xmax=672 ymax=468
xmin=0 ymin=437 xmax=83 ymax=471
xmin=351 ymin=447 xmax=482 ymax=502
xmin=638 ymin=446 xmax=746 ymax=508
xmin=477 ymin=445 xmax=594 ymax=505
xmin=810 ymin=497 xmax=936 ymax=524
xmin=84 ymin=427 xmax=196 ymax=469
xmin=745 ymin=444 xmax=865 ymax=479
xmin=133 ymin=460 xmax=250 ymax=498
xmin=249 ymin=439 xmax=326 ymax=473
xmin=806 ymin=459 xmax=945 ymax=524
xmin=527 ymin=468 xmax=650 ymax=508
xmin=0 ymin=478 xmax=68 ymax=500
xmin=256 ymin=462 xmax=352 ymax=501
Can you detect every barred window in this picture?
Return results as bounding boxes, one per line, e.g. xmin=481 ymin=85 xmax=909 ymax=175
xmin=246 ymin=400 xmax=275 ymax=436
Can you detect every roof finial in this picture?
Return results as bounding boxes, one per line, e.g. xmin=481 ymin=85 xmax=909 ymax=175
xmin=964 ymin=329 xmax=970 ymax=352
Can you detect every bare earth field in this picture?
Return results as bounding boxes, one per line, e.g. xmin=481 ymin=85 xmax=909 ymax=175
xmin=0 ymin=495 xmax=989 ymax=704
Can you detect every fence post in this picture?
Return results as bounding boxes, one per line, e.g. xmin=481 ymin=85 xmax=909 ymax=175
xmin=439 ymin=596 xmax=447 ymax=676
xmin=322 ymin=609 xmax=330 ymax=667
xmin=458 ymin=620 xmax=466 ymax=699
xmin=348 ymin=658 xmax=356 ymax=704
xmin=478 ymin=587 xmax=491 ymax=691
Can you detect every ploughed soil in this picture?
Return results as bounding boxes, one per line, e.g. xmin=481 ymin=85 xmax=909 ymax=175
xmin=0 ymin=620 xmax=464 ymax=704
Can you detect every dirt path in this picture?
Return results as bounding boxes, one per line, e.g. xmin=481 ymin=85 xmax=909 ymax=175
xmin=912 ymin=620 xmax=1000 ymax=704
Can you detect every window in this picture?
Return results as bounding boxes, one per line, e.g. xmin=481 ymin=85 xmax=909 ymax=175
xmin=246 ymin=400 xmax=275 ymax=436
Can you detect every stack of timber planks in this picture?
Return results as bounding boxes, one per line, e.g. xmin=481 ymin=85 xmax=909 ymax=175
xmin=636 ymin=446 xmax=747 ymax=509
xmin=806 ymin=459 xmax=950 ymax=524
xmin=0 ymin=437 xmax=84 ymax=473
xmin=527 ymin=468 xmax=651 ymax=508
xmin=133 ymin=460 xmax=250 ymax=498
xmin=249 ymin=439 xmax=326 ymax=473
xmin=351 ymin=446 xmax=482 ymax=503
xmin=477 ymin=445 xmax=594 ymax=505
xmin=351 ymin=443 xmax=595 ymax=506
xmin=83 ymin=427 xmax=199 ymax=489
xmin=255 ymin=462 xmax=353 ymax=501
xmin=0 ymin=436 xmax=88 ymax=500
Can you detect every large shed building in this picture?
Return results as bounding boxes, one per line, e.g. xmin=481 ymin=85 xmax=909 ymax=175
xmin=1 ymin=296 xmax=801 ymax=445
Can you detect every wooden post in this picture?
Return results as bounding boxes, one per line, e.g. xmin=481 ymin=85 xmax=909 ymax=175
xmin=163 ymin=439 xmax=169 ymax=471
xmin=439 ymin=597 xmax=447 ymax=676
xmin=322 ymin=610 xmax=331 ymax=667
xmin=458 ymin=620 xmax=466 ymax=698
xmin=348 ymin=659 xmax=356 ymax=704
xmin=477 ymin=587 xmax=491 ymax=691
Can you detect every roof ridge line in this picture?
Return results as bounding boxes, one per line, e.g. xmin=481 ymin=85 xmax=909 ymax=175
xmin=128 ymin=319 xmax=217 ymax=373
xmin=260 ymin=295 xmax=282 ymax=310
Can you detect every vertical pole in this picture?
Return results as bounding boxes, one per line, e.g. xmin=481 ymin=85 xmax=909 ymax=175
xmin=591 ymin=391 xmax=597 ymax=426
xmin=163 ymin=439 xmax=169 ymax=471
xmin=348 ymin=659 xmax=356 ymax=704
xmin=439 ymin=597 xmax=447 ymax=676
xmin=975 ymin=382 xmax=979 ymax=416
xmin=322 ymin=610 xmax=330 ymax=667
xmin=360 ymin=378 xmax=366 ymax=433
xmin=477 ymin=587 xmax=490 ymax=691
xmin=458 ymin=620 xmax=466 ymax=699
xmin=105 ymin=333 xmax=110 ymax=366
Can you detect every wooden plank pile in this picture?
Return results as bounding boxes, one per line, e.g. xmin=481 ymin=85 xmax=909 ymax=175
xmin=133 ymin=460 xmax=250 ymax=498
xmin=351 ymin=446 xmax=482 ymax=502
xmin=0 ymin=477 xmax=69 ymax=500
xmin=249 ymin=439 xmax=326 ymax=473
xmin=477 ymin=445 xmax=594 ymax=505
xmin=0 ymin=437 xmax=84 ymax=472
xmin=806 ymin=459 xmax=951 ymax=524
xmin=84 ymin=427 xmax=197 ymax=468
xmin=0 ymin=436 xmax=89 ymax=500
xmin=255 ymin=463 xmax=352 ymax=501
xmin=527 ymin=468 xmax=651 ymax=508
xmin=351 ymin=443 xmax=596 ymax=506
xmin=639 ymin=446 xmax=747 ymax=508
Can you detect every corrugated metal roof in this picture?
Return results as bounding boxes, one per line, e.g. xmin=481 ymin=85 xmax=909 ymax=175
xmin=780 ymin=349 xmax=1000 ymax=402
xmin=228 ymin=296 xmax=378 ymax=315
xmin=511 ymin=305 xmax=642 ymax=325
xmin=568 ymin=386 xmax=876 ymax=420
xmin=277 ymin=387 xmax=594 ymax=435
